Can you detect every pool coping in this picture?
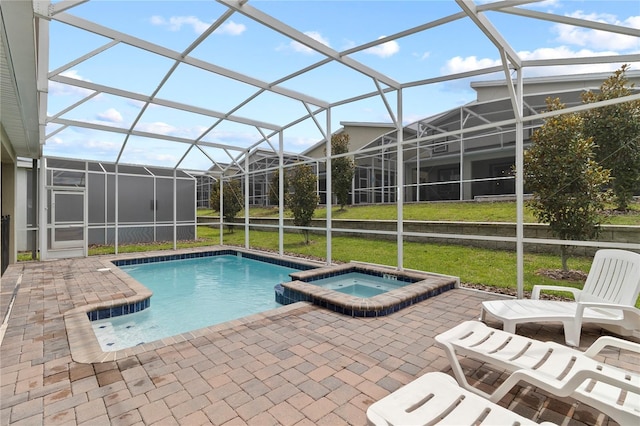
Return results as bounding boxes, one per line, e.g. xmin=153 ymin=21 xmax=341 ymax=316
xmin=63 ymin=246 xmax=324 ymax=363
xmin=279 ymin=262 xmax=459 ymax=317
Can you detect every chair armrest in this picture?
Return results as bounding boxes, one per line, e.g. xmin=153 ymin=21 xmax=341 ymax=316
xmin=576 ymin=303 xmax=640 ymax=357
xmin=488 ymin=364 xmax=640 ymax=402
xmin=531 ymin=285 xmax=581 ymax=300
xmin=584 ymin=334 xmax=640 ymax=358
xmin=577 ymin=301 xmax=639 ymax=317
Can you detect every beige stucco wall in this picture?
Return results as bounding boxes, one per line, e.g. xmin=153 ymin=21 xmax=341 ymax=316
xmin=303 ymin=123 xmax=397 ymax=159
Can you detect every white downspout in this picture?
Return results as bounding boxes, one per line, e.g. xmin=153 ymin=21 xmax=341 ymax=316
xmin=326 ymin=109 xmax=332 ymax=265
xmin=219 ymin=177 xmax=224 ymax=246
xmin=245 ymin=153 xmax=250 ymax=249
xmin=278 ymin=132 xmax=284 ymax=256
xmin=515 ymin=70 xmax=525 ymax=299
xmin=38 ymin=158 xmax=47 ymax=260
xmin=397 ymin=89 xmax=404 ymax=271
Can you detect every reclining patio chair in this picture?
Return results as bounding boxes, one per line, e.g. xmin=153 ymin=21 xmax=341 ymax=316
xmin=480 ymin=249 xmax=640 ymax=346
xmin=435 ymin=320 xmax=640 ymax=425
xmin=366 ymin=371 xmax=557 ymax=425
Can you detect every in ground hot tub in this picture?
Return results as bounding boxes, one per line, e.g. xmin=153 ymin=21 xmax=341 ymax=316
xmin=275 ymin=263 xmax=458 ymax=317
xmin=309 ymin=271 xmax=409 ymax=297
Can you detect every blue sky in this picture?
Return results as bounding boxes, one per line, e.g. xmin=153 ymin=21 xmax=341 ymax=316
xmin=44 ymin=0 xmax=640 ymax=171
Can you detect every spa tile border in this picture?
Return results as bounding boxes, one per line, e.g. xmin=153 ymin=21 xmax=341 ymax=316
xmin=278 ymin=263 xmax=459 ymax=317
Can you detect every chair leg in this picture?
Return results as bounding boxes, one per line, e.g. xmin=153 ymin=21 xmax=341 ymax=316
xmin=479 ymin=308 xmax=515 ymax=334
xmin=503 ymin=321 xmax=516 ymax=334
xmin=439 ymin=342 xmax=492 ymax=400
xmin=563 ymin=321 xmax=581 ymax=347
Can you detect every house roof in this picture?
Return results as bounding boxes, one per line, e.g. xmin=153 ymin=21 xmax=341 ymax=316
xmin=0 ymin=1 xmax=41 ymax=160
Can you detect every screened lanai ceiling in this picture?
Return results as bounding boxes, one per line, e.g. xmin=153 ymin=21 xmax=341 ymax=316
xmin=34 ymin=0 xmax=640 ymax=173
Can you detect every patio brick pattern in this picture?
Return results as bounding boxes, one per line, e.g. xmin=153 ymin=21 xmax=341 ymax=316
xmin=1 ymin=249 xmax=637 ymax=425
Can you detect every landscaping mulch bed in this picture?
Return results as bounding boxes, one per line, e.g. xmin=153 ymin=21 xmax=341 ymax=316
xmin=460 ymin=268 xmax=587 ymax=301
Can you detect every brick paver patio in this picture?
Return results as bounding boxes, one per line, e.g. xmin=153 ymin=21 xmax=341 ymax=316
xmin=1 ymin=248 xmax=637 ymax=425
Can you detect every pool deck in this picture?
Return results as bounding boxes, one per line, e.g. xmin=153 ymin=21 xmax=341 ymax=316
xmin=2 ymin=247 xmax=638 ymax=425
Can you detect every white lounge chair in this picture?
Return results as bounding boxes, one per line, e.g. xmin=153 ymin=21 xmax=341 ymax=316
xmin=480 ymin=249 xmax=640 ymax=346
xmin=435 ymin=320 xmax=640 ymax=425
xmin=366 ymin=371 xmax=557 ymax=425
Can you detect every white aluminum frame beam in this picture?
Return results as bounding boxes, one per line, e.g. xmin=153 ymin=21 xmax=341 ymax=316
xmin=50 ymin=117 xmax=246 ymax=152
xmin=456 ymin=0 xmax=522 ymax=69
xmin=44 ymin=12 xmax=329 ymax=108
xmin=49 ymin=74 xmax=281 ymax=131
xmin=218 ymin=0 xmax=400 ymax=90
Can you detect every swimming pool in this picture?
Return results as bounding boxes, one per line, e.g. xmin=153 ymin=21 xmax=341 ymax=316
xmin=91 ymin=253 xmax=305 ymax=351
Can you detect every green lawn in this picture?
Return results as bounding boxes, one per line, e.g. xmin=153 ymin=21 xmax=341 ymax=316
xmin=198 ymin=199 xmax=640 ymax=225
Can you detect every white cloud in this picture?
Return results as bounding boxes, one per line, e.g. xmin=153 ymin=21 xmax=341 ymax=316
xmin=518 ymin=46 xmax=635 ymax=76
xmin=442 ymin=46 xmax=635 ymax=79
xmin=204 ymin=129 xmax=261 ymax=147
xmin=135 ymin=122 xmax=178 ymax=135
xmin=84 ymin=139 xmax=121 ymax=151
xmin=133 ymin=122 xmax=216 ymax=140
xmin=150 ymin=15 xmax=165 ymax=26
xmin=49 ymin=69 xmax=94 ymax=97
xmin=518 ymin=45 xmax=617 ymax=61
xmin=143 ymin=152 xmax=179 ymax=164
xmin=150 ymin=15 xmax=246 ymax=36
xmin=49 ymin=136 xmax=65 ymax=146
xmin=119 ymin=147 xmax=181 ymax=167
xmin=285 ymin=135 xmax=317 ymax=148
xmin=215 ymin=21 xmax=246 ymax=36
xmin=364 ymin=36 xmax=400 ymax=58
xmin=60 ymin=69 xmax=90 ymax=81
xmin=413 ymin=51 xmax=431 ymax=61
xmin=287 ymin=31 xmax=331 ymax=55
xmin=553 ymin=12 xmax=640 ymax=51
xmin=443 ymin=56 xmax=501 ymax=74
xmin=96 ymin=108 xmax=123 ymax=123
xmin=127 ymin=99 xmax=147 ymax=110
xmin=45 ymin=133 xmax=122 ymax=160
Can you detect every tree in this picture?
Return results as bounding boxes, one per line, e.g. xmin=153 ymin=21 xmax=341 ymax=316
xmin=286 ymin=163 xmax=319 ymax=244
xmin=582 ymin=65 xmax=640 ymax=211
xmin=210 ymin=179 xmax=244 ymax=233
xmin=329 ymin=133 xmax=355 ymax=210
xmin=268 ymin=169 xmax=287 ymax=207
xmin=524 ymin=97 xmax=611 ymax=270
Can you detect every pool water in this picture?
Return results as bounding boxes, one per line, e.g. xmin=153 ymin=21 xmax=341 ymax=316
xmin=92 ymin=255 xmax=300 ymax=351
xmin=311 ymin=272 xmax=405 ymax=297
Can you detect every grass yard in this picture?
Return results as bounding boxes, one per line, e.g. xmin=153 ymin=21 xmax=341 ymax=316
xmin=198 ymin=199 xmax=640 ymax=225
xmin=212 ymin=226 xmax=593 ymax=290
